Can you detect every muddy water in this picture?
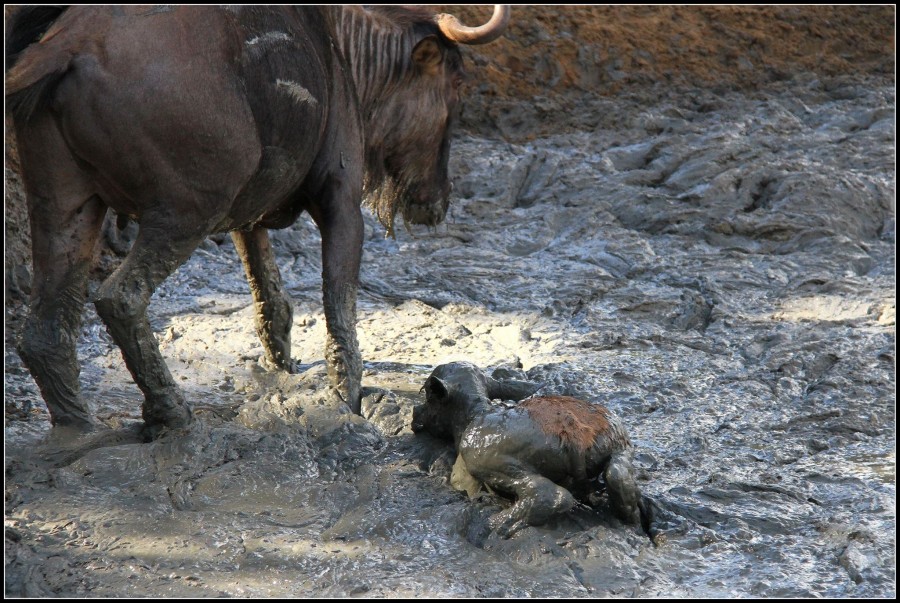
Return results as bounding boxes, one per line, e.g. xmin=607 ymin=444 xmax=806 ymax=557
xmin=5 ymin=75 xmax=895 ymax=597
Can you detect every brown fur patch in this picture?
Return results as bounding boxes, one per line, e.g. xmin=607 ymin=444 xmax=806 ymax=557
xmin=520 ymin=396 xmax=610 ymax=452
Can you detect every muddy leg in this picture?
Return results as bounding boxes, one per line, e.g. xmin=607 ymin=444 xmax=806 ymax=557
xmin=313 ymin=200 xmax=364 ymax=414
xmin=14 ymin=116 xmax=107 ymax=431
xmin=17 ymin=196 xmax=106 ymax=430
xmin=231 ymin=227 xmax=294 ymax=371
xmin=93 ymin=223 xmax=205 ymax=434
xmin=489 ymin=474 xmax=576 ymax=538
xmin=604 ymin=451 xmax=641 ymax=524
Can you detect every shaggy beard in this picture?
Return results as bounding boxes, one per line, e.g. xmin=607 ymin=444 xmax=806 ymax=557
xmin=363 ymin=172 xmax=411 ymax=239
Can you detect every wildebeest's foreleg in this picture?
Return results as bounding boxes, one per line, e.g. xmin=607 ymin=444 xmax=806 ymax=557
xmin=93 ymin=223 xmax=203 ymax=434
xmin=231 ymin=226 xmax=294 ymax=372
xmin=14 ymin=116 xmax=106 ymax=431
xmin=487 ymin=471 xmax=576 ymax=538
xmin=312 ymin=193 xmax=364 ymax=414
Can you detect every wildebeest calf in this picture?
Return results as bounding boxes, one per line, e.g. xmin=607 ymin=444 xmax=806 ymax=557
xmin=412 ymin=362 xmax=649 ymax=538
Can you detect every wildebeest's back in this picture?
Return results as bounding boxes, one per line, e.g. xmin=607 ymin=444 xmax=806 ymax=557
xmin=520 ymin=396 xmax=612 ymax=451
xmin=14 ymin=5 xmax=342 ymax=232
xmin=231 ymin=6 xmax=330 ymax=155
xmin=223 ymin=6 xmax=338 ymax=228
xmin=520 ymin=396 xmax=632 ymax=471
xmin=458 ymin=399 xmax=625 ymax=488
xmin=459 ymin=408 xmax=579 ymax=488
xmin=15 ymin=6 xmax=264 ymax=223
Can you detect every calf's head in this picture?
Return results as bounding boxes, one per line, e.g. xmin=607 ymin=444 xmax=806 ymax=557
xmin=411 ymin=361 xmax=541 ymax=438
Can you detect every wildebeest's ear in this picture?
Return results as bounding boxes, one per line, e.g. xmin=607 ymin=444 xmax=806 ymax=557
xmin=412 ymin=35 xmax=443 ymax=74
xmin=424 ymin=375 xmax=450 ymax=403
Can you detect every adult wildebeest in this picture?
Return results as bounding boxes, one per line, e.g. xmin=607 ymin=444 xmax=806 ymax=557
xmin=6 ymin=5 xmax=510 ymax=435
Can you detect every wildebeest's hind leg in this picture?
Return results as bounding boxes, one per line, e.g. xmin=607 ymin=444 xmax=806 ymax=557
xmin=93 ymin=222 xmax=207 ymax=436
xmin=603 ymin=451 xmax=642 ymax=525
xmin=15 ymin=116 xmax=107 ymax=430
xmin=231 ymin=226 xmax=294 ymax=371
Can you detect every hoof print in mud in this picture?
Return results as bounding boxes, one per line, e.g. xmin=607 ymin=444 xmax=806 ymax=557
xmin=412 ymin=361 xmax=648 ymax=538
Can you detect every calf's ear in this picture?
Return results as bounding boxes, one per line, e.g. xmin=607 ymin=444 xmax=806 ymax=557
xmin=486 ymin=376 xmax=543 ymax=401
xmin=424 ymin=375 xmax=451 ymax=403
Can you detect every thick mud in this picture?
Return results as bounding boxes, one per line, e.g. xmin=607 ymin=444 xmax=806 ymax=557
xmin=4 ymin=3 xmax=897 ymax=596
xmin=5 ymin=71 xmax=894 ymax=597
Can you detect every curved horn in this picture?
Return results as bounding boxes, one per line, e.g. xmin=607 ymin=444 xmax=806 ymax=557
xmin=437 ymin=5 xmax=510 ymax=45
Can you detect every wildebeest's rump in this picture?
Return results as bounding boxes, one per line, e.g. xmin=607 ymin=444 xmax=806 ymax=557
xmin=5 ymin=5 xmax=509 ymax=434
xmin=412 ymin=362 xmax=651 ymax=538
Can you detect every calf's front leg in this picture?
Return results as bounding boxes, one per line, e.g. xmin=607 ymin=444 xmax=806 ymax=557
xmin=487 ymin=471 xmax=576 ymax=538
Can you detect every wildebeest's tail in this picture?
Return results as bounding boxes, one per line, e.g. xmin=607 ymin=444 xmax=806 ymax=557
xmin=5 ymin=5 xmax=72 ymax=121
xmin=6 ymin=5 xmax=68 ymax=70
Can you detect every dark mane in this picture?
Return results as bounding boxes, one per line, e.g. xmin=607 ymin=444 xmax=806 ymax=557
xmin=333 ymin=5 xmax=454 ymax=236
xmin=365 ymin=5 xmax=439 ymax=29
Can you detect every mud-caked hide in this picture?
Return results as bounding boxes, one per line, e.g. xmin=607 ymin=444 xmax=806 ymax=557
xmin=412 ymin=362 xmax=648 ymax=537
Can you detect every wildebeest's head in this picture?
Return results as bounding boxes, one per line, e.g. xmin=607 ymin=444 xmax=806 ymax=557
xmin=349 ymin=6 xmax=510 ymax=235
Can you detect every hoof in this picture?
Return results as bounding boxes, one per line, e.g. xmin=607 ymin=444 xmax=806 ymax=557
xmin=51 ymin=415 xmax=99 ymax=433
xmin=326 ymin=387 xmax=360 ymax=415
xmin=141 ymin=389 xmax=194 ymax=439
xmin=489 ymin=512 xmax=527 ymax=539
xmin=261 ymin=355 xmax=298 ymax=374
xmin=43 ymin=418 xmax=101 ymax=449
xmin=140 ymin=414 xmax=195 ymax=441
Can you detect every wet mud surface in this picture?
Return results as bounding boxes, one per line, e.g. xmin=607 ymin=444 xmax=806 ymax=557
xmin=6 ymin=72 xmax=894 ymax=597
